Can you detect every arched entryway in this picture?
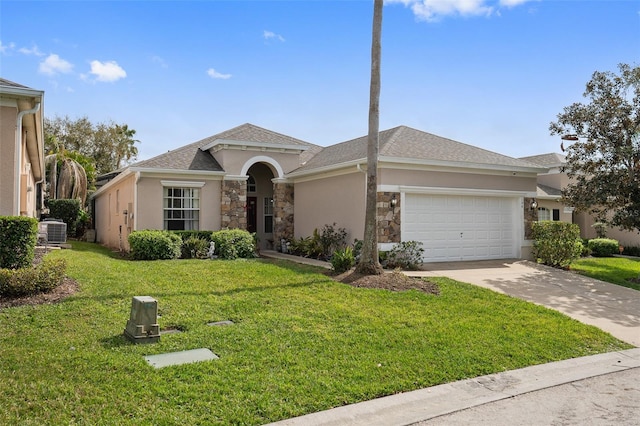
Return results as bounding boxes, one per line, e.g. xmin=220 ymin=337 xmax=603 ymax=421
xmin=246 ymin=162 xmax=275 ymax=250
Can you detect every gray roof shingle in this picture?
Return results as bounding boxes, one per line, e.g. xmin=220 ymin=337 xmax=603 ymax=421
xmin=130 ymin=123 xmax=319 ymax=172
xmin=0 ymin=78 xmax=31 ymax=89
xmin=296 ymin=125 xmax=542 ymax=172
xmin=519 ymin=153 xmax=566 ymax=167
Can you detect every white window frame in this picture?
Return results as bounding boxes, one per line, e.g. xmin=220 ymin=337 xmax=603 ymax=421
xmin=162 ymin=185 xmax=202 ymax=231
xmin=264 ymin=197 xmax=273 ymax=233
xmin=537 ymin=207 xmax=551 ymax=221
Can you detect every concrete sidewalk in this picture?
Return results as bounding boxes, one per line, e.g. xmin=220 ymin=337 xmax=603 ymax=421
xmin=406 ymin=259 xmax=640 ymax=347
xmin=267 ymin=349 xmax=640 ymax=426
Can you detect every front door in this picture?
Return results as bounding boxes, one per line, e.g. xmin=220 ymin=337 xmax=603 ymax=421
xmin=247 ymin=196 xmax=257 ymax=233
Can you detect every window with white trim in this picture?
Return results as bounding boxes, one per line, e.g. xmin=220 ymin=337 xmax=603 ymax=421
xmin=247 ymin=175 xmax=256 ymax=193
xmin=537 ymin=207 xmax=551 ymax=221
xmin=163 ymin=187 xmax=200 ymax=230
xmin=264 ymin=197 xmax=273 ymax=233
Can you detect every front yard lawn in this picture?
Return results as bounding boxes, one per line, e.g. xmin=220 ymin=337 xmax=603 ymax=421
xmin=571 ymin=256 xmax=640 ymax=290
xmin=0 ymin=242 xmax=631 ymax=425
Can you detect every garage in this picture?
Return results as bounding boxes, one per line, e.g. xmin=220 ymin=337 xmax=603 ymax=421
xmin=403 ymin=193 xmax=519 ymax=262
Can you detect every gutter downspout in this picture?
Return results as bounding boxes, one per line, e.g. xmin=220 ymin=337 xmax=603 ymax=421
xmin=14 ymin=102 xmax=41 ymax=216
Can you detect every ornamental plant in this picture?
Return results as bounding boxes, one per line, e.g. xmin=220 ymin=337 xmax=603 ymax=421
xmin=532 ymin=221 xmax=583 ymax=268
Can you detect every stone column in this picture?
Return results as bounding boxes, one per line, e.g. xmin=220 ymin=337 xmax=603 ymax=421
xmin=377 ymin=192 xmax=401 ymax=243
xmin=221 ymin=178 xmax=247 ymax=230
xmin=273 ymin=180 xmax=294 ymax=250
xmin=524 ymin=197 xmax=538 ymax=239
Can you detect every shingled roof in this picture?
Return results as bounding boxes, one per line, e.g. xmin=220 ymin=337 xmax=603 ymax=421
xmin=519 ymin=153 xmax=566 ymax=167
xmin=294 ymin=125 xmax=543 ymax=173
xmin=0 ymin=78 xmax=31 ymax=89
xmin=130 ymin=123 xmax=319 ymax=172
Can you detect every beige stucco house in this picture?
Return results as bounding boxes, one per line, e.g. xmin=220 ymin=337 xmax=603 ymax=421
xmin=521 ymin=153 xmax=640 ymax=247
xmin=0 ymin=78 xmax=45 ymax=218
xmin=93 ymin=123 xmax=547 ymax=262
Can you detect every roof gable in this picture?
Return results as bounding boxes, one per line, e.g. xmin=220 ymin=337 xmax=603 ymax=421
xmin=295 ymin=125 xmax=544 ymax=173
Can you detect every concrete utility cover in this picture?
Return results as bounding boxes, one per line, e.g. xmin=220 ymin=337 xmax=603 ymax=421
xmin=145 ymin=348 xmax=218 ymax=369
xmin=208 ymin=320 xmax=234 ymax=326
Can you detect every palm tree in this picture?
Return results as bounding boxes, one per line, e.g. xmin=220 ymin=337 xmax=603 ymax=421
xmin=356 ymin=0 xmax=384 ymax=275
xmin=45 ymin=136 xmax=89 ymax=206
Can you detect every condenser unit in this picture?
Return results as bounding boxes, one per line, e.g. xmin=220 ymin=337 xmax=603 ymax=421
xmin=42 ymin=219 xmax=67 ymax=244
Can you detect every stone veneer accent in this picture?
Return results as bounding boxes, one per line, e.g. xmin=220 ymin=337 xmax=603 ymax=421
xmin=377 ymin=192 xmax=401 ymax=243
xmin=221 ymin=180 xmax=247 ymax=229
xmin=524 ymin=197 xmax=538 ymax=239
xmin=273 ymin=182 xmax=294 ymax=248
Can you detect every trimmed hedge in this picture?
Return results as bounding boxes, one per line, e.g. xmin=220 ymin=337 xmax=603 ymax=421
xmin=211 ymin=229 xmax=256 ymax=260
xmin=128 ymin=230 xmax=182 ymax=260
xmin=0 ymin=257 xmax=67 ymax=297
xmin=532 ymin=221 xmax=583 ymax=268
xmin=0 ymin=216 xmax=38 ymax=269
xmin=587 ymin=238 xmax=619 ymax=257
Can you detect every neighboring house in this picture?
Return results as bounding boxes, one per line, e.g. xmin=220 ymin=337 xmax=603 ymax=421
xmin=521 ymin=153 xmax=640 ymax=247
xmin=0 ymin=78 xmax=45 ymax=218
xmin=93 ymin=123 xmax=546 ymax=262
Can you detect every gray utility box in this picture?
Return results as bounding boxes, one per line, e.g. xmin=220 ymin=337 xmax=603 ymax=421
xmin=124 ymin=296 xmax=161 ymax=344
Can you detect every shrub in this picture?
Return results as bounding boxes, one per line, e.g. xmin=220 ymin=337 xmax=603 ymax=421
xmin=181 ymin=236 xmax=209 ymax=259
xmin=211 ymin=229 xmax=256 ymax=260
xmin=47 ymin=199 xmax=81 ymax=235
xmin=532 ymin=221 xmax=583 ymax=268
xmin=0 ymin=257 xmax=67 ymax=297
xmin=172 ymin=231 xmax=214 ymax=243
xmin=622 ymin=245 xmax=640 ymax=257
xmin=587 ymin=238 xmax=619 ymax=257
xmin=319 ymin=223 xmax=348 ymax=258
xmin=384 ymin=241 xmax=424 ymax=270
xmin=128 ymin=230 xmax=182 ymax=260
xmin=0 ymin=216 xmax=38 ymax=269
xmin=331 ymin=246 xmax=355 ymax=273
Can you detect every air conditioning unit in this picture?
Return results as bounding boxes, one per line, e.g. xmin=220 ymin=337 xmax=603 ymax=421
xmin=42 ymin=219 xmax=67 ymax=244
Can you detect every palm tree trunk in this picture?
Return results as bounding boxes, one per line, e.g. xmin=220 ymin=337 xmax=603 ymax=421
xmin=356 ymin=0 xmax=384 ymax=275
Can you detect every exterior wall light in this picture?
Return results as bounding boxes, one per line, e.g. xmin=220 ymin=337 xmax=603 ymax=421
xmin=530 ymin=199 xmax=538 ymax=211
xmin=390 ymin=194 xmax=398 ymax=213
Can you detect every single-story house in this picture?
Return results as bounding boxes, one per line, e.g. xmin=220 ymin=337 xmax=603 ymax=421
xmin=521 ymin=153 xmax=640 ymax=247
xmin=0 ymin=78 xmax=45 ymax=218
xmin=93 ymin=123 xmax=547 ymax=262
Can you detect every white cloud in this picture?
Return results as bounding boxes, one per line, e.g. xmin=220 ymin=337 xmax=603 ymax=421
xmin=89 ymin=60 xmax=127 ymax=82
xmin=263 ymin=30 xmax=285 ymax=42
xmin=39 ymin=54 xmax=74 ymax=75
xmin=207 ymin=68 xmax=232 ymax=80
xmin=0 ymin=40 xmax=16 ymax=54
xmin=18 ymin=45 xmax=44 ymax=56
xmin=386 ymin=0 xmax=535 ymax=21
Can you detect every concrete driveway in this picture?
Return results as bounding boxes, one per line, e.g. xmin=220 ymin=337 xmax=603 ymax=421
xmin=406 ymin=259 xmax=640 ymax=347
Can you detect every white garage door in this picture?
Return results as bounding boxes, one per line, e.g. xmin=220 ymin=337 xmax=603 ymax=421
xmin=404 ymin=194 xmax=517 ymax=262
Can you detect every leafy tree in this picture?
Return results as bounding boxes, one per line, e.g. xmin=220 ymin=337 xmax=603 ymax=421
xmin=356 ymin=0 xmax=384 ymax=275
xmin=45 ymin=115 xmax=139 ymax=175
xmin=550 ymin=63 xmax=640 ymax=232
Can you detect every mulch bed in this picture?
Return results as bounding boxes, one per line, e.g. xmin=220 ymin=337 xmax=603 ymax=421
xmin=0 ymin=248 xmax=80 ymax=311
xmin=331 ymin=269 xmax=440 ymax=295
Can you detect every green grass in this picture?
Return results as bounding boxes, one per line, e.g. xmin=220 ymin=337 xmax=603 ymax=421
xmin=571 ymin=256 xmax=640 ymax=290
xmin=0 ymin=242 xmax=631 ymax=425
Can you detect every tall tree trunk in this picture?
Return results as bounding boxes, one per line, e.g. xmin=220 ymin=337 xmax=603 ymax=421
xmin=355 ymin=0 xmax=384 ymax=275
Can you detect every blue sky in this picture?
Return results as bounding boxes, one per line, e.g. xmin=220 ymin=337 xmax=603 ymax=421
xmin=1 ymin=0 xmax=639 ymax=163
